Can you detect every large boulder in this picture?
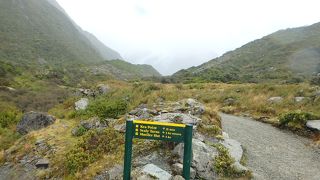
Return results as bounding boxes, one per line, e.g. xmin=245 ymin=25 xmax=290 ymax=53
xmin=152 ymin=113 xmax=201 ymax=126
xmin=133 ymin=151 xmax=171 ymax=172
xmin=221 ymin=139 xmax=243 ymax=162
xmin=221 ymin=139 xmax=248 ymax=174
xmin=75 ymin=98 xmax=89 ymax=110
xmin=173 ymin=139 xmax=218 ymax=179
xmin=17 ymin=112 xmax=56 ymax=135
xmin=180 ymin=99 xmax=205 ymax=116
xmin=306 ymin=120 xmax=320 ymax=131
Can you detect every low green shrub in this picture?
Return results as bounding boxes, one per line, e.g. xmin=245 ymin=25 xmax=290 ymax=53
xmin=66 ymin=128 xmax=124 ymax=174
xmin=213 ymin=144 xmax=235 ymax=177
xmin=0 ymin=105 xmax=21 ymax=128
xmin=77 ymin=99 xmax=128 ymax=119
xmin=279 ymin=111 xmax=319 ymax=130
xmin=72 ymin=125 xmax=87 ymax=137
xmin=198 ymin=124 xmax=222 ymax=137
xmin=0 ymin=128 xmax=21 ymax=150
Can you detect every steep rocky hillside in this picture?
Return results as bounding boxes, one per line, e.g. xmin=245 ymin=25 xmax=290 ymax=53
xmin=0 ymin=0 xmax=160 ymax=112
xmin=173 ymin=22 xmax=320 ymax=83
xmin=0 ymin=0 xmax=159 ymax=84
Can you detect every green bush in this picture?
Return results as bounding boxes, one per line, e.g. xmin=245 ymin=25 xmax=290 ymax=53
xmin=0 ymin=105 xmax=21 ymax=128
xmin=81 ymin=99 xmax=128 ymax=119
xmin=198 ymin=124 xmax=222 ymax=137
xmin=213 ymin=144 xmax=236 ymax=177
xmin=0 ymin=128 xmax=21 ymax=150
xmin=279 ymin=111 xmax=319 ymax=130
xmin=66 ymin=128 xmax=124 ymax=174
xmin=72 ymin=125 xmax=87 ymax=137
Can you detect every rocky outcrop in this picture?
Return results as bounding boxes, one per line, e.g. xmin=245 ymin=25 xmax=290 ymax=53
xmin=306 ymin=120 xmax=320 ymax=131
xmin=16 ymin=112 xmax=56 ymax=135
xmin=152 ymin=113 xmax=201 ymax=126
xmin=71 ymin=117 xmax=108 ymax=136
xmin=221 ymin=136 xmax=248 ymax=173
xmin=173 ymin=139 xmax=218 ymax=179
xmin=35 ymin=159 xmax=49 ymax=169
xmin=75 ymin=98 xmax=89 ymax=110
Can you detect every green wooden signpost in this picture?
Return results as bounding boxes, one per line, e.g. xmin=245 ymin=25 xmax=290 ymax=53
xmin=123 ymin=120 xmax=193 ymax=180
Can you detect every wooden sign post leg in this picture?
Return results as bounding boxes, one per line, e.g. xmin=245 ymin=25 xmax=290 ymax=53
xmin=183 ymin=124 xmax=193 ymax=180
xmin=123 ymin=120 xmax=133 ymax=180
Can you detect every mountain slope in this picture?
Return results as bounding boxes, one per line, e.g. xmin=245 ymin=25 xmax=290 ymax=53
xmin=83 ymin=31 xmax=122 ymax=60
xmin=0 ymin=0 xmax=160 ymax=112
xmin=173 ymin=22 xmax=320 ymax=83
xmin=0 ymin=0 xmax=160 ymax=84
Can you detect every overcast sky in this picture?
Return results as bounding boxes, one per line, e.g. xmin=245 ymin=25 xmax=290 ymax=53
xmin=56 ymin=0 xmax=320 ymax=75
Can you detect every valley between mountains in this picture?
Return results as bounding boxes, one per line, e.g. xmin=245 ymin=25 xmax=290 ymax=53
xmin=1 ymin=0 xmax=320 ymax=179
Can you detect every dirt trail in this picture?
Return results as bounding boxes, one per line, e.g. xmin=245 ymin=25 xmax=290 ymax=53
xmin=221 ymin=113 xmax=320 ymax=180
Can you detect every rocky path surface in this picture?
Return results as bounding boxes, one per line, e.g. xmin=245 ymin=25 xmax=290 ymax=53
xmin=221 ymin=113 xmax=320 ymax=180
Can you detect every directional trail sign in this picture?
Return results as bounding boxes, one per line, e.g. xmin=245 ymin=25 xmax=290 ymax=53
xmin=123 ymin=120 xmax=193 ymax=180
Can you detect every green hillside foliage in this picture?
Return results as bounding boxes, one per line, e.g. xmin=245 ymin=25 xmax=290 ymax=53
xmin=0 ymin=0 xmax=103 ymax=66
xmin=0 ymin=0 xmax=160 ymax=112
xmin=172 ymin=23 xmax=320 ymax=83
xmin=107 ymin=60 xmax=161 ymax=77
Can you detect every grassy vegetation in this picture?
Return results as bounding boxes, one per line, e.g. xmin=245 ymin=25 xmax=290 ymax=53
xmin=66 ymin=128 xmax=124 ymax=174
xmin=279 ymin=111 xmax=319 ymax=130
xmin=107 ymin=60 xmax=161 ymax=77
xmin=213 ymin=143 xmax=236 ymax=177
xmin=0 ymin=80 xmax=319 ymax=179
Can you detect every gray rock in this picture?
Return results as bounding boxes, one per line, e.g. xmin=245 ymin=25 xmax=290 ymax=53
xmin=106 ymin=164 xmax=123 ymax=180
xmin=183 ymin=99 xmax=205 ymax=116
xmin=152 ymin=113 xmax=201 ymax=126
xmin=141 ymin=164 xmax=172 ymax=180
xmin=16 ymin=112 xmax=56 ymax=135
xmin=78 ymin=88 xmax=96 ymax=97
xmin=221 ymin=139 xmax=243 ymax=162
xmin=133 ymin=151 xmax=171 ymax=172
xmin=35 ymin=159 xmax=49 ymax=169
xmin=294 ymin=97 xmax=306 ymax=102
xmin=94 ymin=164 xmax=123 ymax=180
xmin=173 ymin=139 xmax=218 ymax=179
xmin=306 ymin=120 xmax=320 ymax=131
xmin=267 ymin=97 xmax=283 ymax=103
xmin=75 ymin=98 xmax=89 ymax=110
xmin=231 ymin=162 xmax=248 ymax=174
xmin=171 ymin=163 xmax=195 ymax=179
xmin=170 ymin=175 xmax=185 ymax=180
xmin=222 ymin=132 xmax=229 ymax=139
xmin=224 ymin=98 xmax=236 ymax=106
xmin=97 ymin=84 xmax=110 ymax=94
xmin=186 ymin=98 xmax=197 ymax=107
xmin=129 ymin=108 xmax=153 ymax=119
xmin=81 ymin=117 xmax=107 ymax=129
xmin=35 ymin=139 xmax=45 ymax=145
xmin=114 ymin=123 xmax=126 ymax=132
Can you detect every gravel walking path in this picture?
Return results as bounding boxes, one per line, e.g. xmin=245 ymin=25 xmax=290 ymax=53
xmin=221 ymin=113 xmax=320 ymax=180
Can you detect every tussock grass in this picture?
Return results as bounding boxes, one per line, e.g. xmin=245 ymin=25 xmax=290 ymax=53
xmin=2 ymin=80 xmax=319 ymax=178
